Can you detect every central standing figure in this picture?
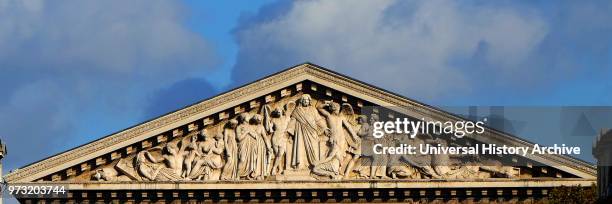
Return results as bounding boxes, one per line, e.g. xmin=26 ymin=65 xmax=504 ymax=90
xmin=287 ymin=94 xmax=325 ymax=170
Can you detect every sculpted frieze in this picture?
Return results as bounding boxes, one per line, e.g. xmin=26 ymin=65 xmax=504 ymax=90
xmin=87 ymin=93 xmax=524 ymax=182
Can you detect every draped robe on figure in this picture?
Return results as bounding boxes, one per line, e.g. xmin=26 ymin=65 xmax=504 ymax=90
xmin=287 ymin=105 xmax=323 ymax=169
xmin=237 ymin=124 xmax=267 ymax=179
xmin=220 ymin=128 xmax=238 ymax=180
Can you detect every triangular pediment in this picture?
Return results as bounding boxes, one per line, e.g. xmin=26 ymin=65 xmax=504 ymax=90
xmin=5 ymin=63 xmax=596 ymax=184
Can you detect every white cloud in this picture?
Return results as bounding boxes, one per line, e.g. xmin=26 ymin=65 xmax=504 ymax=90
xmin=0 ymin=0 xmax=219 ymax=170
xmin=0 ymin=0 xmax=216 ymax=77
xmin=232 ymin=0 xmax=547 ymax=101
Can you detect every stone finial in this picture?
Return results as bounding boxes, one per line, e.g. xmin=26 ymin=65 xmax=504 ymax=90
xmin=0 ymin=139 xmax=6 ymax=160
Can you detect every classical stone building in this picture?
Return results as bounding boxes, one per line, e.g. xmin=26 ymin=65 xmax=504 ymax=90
xmin=5 ymin=63 xmax=595 ymax=203
xmin=594 ymin=129 xmax=612 ymax=200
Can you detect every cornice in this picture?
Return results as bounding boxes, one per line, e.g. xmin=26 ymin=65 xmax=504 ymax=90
xmin=5 ymin=63 xmax=596 ymax=182
xmin=302 ymin=65 xmax=595 ymax=177
xmin=5 ymin=65 xmax=309 ymax=182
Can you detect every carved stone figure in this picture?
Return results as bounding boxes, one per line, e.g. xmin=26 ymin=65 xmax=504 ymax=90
xmin=426 ymin=137 xmax=478 ymax=179
xmin=478 ymin=159 xmax=520 ymax=178
xmin=353 ymin=114 xmax=375 ymax=178
xmin=256 ymin=107 xmax=274 ymax=176
xmin=312 ymin=135 xmax=343 ymax=180
xmin=237 ymin=113 xmax=256 ymax=179
xmin=87 ymin=92 xmax=533 ymax=182
xmin=183 ymin=134 xmax=200 ymax=178
xmin=286 ymin=94 xmax=325 ymax=170
xmin=92 ymin=169 xmax=106 ymax=181
xmin=186 ymin=130 xmax=207 ymax=179
xmin=263 ymin=102 xmax=296 ymax=175
xmin=317 ymin=101 xmax=358 ymax=176
xmin=237 ymin=113 xmax=271 ymax=180
xmin=343 ymin=115 xmax=366 ymax=178
xmin=170 ymin=141 xmax=191 ymax=177
xmin=93 ymin=167 xmax=117 ymax=181
xmin=358 ymin=113 xmax=388 ymax=178
xmin=387 ymin=155 xmax=423 ymax=179
xmin=189 ymin=131 xmax=224 ymax=180
xmin=317 ymin=102 xmax=356 ymax=154
xmin=93 ymin=167 xmax=131 ymax=182
xmin=253 ymin=114 xmax=273 ymax=178
xmin=220 ymin=119 xmax=239 ymax=180
xmin=387 ymin=134 xmax=426 ymax=179
xmin=135 ymin=144 xmax=182 ymax=181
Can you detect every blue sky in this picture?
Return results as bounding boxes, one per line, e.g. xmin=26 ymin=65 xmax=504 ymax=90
xmin=0 ymin=0 xmax=611 ymax=173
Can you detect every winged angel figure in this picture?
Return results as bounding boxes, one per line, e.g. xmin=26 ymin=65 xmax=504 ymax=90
xmin=312 ymin=101 xmax=360 ymax=179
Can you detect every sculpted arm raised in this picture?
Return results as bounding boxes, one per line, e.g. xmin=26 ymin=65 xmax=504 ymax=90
xmin=317 ymin=101 xmax=331 ymax=117
xmin=262 ymin=105 xmax=273 ymax=133
xmin=342 ymin=119 xmax=358 ymax=140
xmin=179 ymin=138 xmax=189 ymax=153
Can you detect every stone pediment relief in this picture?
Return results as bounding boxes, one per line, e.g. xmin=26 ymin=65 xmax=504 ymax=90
xmin=5 ymin=63 xmax=596 ymax=183
xmin=78 ymin=90 xmax=576 ymax=183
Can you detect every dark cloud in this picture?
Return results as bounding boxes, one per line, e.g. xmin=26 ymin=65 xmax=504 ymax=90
xmin=144 ymin=78 xmax=218 ymax=120
xmin=230 ymin=0 xmax=547 ymax=101
xmin=228 ymin=0 xmax=612 ymax=163
xmin=230 ymin=0 xmax=612 ymax=105
xmin=0 ymin=0 xmax=219 ymax=171
xmin=0 ymin=81 xmax=74 ymax=171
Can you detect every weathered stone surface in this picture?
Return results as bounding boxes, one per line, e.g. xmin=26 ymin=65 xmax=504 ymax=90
xmin=5 ymin=63 xmax=596 ymax=203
